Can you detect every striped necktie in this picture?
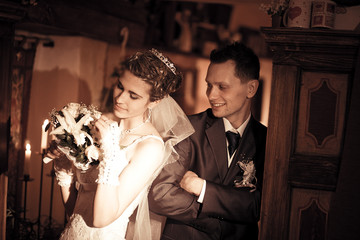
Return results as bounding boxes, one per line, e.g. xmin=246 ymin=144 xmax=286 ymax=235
xmin=226 ymin=131 xmax=240 ymax=156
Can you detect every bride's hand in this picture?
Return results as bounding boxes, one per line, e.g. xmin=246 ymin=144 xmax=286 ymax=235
xmin=95 ymin=116 xmax=125 ymax=186
xmin=45 ymin=140 xmax=61 ymax=159
xmin=94 ymin=115 xmax=118 ymax=141
xmin=45 ymin=140 xmax=74 ymax=186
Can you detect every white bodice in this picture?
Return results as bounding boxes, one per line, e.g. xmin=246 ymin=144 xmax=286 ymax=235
xmin=59 ymin=135 xmax=163 ymax=240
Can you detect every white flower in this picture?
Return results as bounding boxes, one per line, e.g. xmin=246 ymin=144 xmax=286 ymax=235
xmin=51 ymin=110 xmax=93 ymax=147
xmin=65 ymin=103 xmax=81 ymax=118
xmin=75 ymin=132 xmax=86 ymax=146
xmin=85 ymin=145 xmax=100 ymax=161
xmin=83 ymin=116 xmax=94 ymax=126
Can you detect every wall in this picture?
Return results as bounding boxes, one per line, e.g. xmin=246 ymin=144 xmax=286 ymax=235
xmin=21 ymin=3 xmax=274 ymax=231
xmin=4 ymin=1 xmax=360 ymax=238
xmin=22 ymin=40 xmax=272 ymax=238
xmin=24 ymin=35 xmax=113 ymax=229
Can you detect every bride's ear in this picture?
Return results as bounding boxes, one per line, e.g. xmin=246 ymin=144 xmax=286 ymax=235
xmin=148 ymin=99 xmax=160 ymax=109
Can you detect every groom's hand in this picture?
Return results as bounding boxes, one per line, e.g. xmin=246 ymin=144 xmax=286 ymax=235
xmin=180 ymin=171 xmax=203 ymax=196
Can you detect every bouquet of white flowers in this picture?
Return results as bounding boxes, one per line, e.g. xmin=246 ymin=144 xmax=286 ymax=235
xmin=43 ymin=103 xmax=102 ymax=171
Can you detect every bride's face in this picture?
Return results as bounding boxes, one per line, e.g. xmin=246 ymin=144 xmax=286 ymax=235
xmin=113 ymin=70 xmax=153 ymax=120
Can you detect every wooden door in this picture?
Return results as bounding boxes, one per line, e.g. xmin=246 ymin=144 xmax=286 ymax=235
xmin=259 ymin=28 xmax=360 ymax=240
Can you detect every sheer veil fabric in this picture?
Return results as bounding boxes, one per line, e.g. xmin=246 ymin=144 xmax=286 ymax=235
xmin=132 ymin=96 xmax=194 ymax=240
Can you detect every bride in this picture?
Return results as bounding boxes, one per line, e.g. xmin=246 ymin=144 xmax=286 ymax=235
xmin=46 ymin=49 xmax=194 ymax=239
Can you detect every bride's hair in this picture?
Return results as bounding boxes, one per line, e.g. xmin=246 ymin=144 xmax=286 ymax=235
xmin=122 ymin=49 xmax=183 ymax=102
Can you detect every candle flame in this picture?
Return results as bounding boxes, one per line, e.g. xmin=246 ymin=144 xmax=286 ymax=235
xmin=26 ymin=143 xmax=31 ymax=151
xmin=42 ymin=119 xmax=49 ymax=130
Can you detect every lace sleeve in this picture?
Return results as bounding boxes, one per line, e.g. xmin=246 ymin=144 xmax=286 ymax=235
xmin=96 ymin=123 xmax=128 ymax=186
xmin=53 ymin=154 xmax=75 ymax=187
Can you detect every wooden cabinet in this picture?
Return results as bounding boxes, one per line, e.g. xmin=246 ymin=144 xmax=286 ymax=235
xmin=260 ymin=28 xmax=360 ymax=240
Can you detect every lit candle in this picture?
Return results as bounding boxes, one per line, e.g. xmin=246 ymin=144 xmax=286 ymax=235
xmin=40 ymin=119 xmax=49 ymax=153
xmin=24 ymin=143 xmax=31 ymax=176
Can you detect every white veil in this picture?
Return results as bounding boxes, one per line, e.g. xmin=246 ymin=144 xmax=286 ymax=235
xmin=132 ymin=96 xmax=194 ymax=240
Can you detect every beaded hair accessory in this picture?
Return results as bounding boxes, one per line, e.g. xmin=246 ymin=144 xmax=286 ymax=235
xmin=150 ymin=48 xmax=177 ymax=75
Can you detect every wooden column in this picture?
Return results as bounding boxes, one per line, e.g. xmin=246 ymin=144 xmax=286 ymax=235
xmin=0 ymin=2 xmax=26 ymax=239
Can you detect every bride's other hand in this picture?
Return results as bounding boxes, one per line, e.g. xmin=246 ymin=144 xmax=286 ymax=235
xmin=46 ymin=141 xmax=72 ymax=171
xmin=45 ymin=140 xmax=61 ymax=159
xmin=46 ymin=141 xmax=77 ymax=216
xmin=45 ymin=140 xmax=74 ymax=187
xmin=94 ymin=115 xmax=117 ymax=140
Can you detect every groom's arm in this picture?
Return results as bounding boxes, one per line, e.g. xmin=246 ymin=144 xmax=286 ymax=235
xmin=180 ymin=170 xmax=262 ymax=224
xmin=181 ymin=125 xmax=266 ymax=224
xmin=148 ymin=137 xmax=201 ymax=222
xmin=201 ymin=180 xmax=262 ymax=223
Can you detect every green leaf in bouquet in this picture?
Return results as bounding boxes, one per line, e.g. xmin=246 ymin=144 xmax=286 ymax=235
xmin=66 ymin=135 xmax=73 ymax=144
xmin=56 ymin=134 xmax=66 ymax=140
xmin=76 ymin=153 xmax=87 ymax=163
xmin=90 ymin=160 xmax=100 ymax=166
xmin=75 ymin=113 xmax=85 ymax=122
xmin=82 ymin=125 xmax=90 ymax=132
xmin=58 ymin=139 xmax=68 ymax=147
xmin=85 ymin=136 xmax=91 ymax=146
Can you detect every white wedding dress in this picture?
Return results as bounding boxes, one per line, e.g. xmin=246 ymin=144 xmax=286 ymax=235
xmin=59 ymin=135 xmax=163 ymax=240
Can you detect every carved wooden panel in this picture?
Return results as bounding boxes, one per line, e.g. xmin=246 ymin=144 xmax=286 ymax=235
xmin=260 ymin=27 xmax=360 ymax=240
xmin=296 ymin=72 xmax=348 ymax=156
xmin=289 ymin=188 xmax=332 ymax=240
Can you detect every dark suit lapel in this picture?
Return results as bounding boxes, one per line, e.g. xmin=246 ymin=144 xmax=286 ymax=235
xmin=205 ymin=117 xmax=228 ymax=182
xmin=224 ymin=118 xmax=257 ymax=185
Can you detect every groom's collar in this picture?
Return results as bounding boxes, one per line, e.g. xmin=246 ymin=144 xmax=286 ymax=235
xmin=223 ymin=114 xmax=251 ymax=137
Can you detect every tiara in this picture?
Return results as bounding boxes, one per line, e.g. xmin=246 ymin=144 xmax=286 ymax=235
xmin=150 ymin=48 xmax=177 ymax=74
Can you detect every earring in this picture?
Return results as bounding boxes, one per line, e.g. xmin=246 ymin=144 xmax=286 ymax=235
xmin=146 ymin=108 xmax=152 ymax=122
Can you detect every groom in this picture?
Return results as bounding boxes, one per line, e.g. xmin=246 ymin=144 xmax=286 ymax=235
xmin=149 ymin=42 xmax=267 ymax=240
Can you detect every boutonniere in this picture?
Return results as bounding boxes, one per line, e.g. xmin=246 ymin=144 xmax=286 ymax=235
xmin=234 ymin=156 xmax=257 ymax=192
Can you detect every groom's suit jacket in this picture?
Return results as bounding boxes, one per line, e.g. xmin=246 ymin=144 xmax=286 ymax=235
xmin=149 ymin=109 xmax=267 ymax=240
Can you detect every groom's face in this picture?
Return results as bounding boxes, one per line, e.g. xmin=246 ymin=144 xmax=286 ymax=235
xmin=205 ymin=60 xmax=254 ymax=127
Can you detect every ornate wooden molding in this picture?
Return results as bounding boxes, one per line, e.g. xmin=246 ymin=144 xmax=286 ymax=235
xmin=261 ymin=28 xmax=360 ymax=70
xmin=261 ymin=28 xmax=360 ymax=50
xmin=289 ymin=155 xmax=339 ymax=190
xmin=0 ymin=1 xmax=26 ymax=22
xmin=0 ymin=0 xmax=149 ymax=47
xmin=299 ymin=199 xmax=327 ymax=240
xmin=307 ymin=80 xmax=337 ymax=147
